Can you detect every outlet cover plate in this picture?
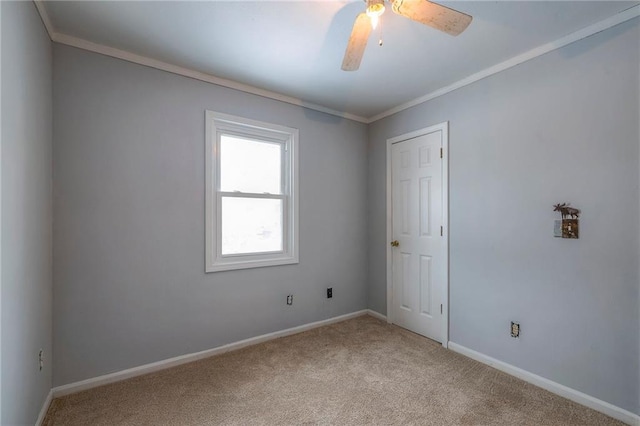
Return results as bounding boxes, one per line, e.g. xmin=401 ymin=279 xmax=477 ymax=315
xmin=511 ymin=321 xmax=520 ymax=338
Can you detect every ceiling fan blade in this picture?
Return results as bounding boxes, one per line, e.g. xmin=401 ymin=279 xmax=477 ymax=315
xmin=391 ymin=0 xmax=472 ymax=36
xmin=341 ymin=13 xmax=372 ymax=71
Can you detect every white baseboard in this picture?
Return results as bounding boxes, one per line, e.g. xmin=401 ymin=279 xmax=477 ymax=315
xmin=366 ymin=309 xmax=387 ymax=322
xmin=448 ymin=342 xmax=640 ymax=426
xmin=35 ymin=389 xmax=53 ymax=426
xmin=52 ymin=309 xmax=371 ymax=398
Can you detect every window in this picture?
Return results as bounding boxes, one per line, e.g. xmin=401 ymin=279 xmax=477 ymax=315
xmin=205 ymin=111 xmax=298 ymax=272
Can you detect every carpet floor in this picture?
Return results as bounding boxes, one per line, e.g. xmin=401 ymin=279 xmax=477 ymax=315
xmin=44 ymin=315 xmax=624 ymax=425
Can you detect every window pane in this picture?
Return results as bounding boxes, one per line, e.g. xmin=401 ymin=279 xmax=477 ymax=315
xmin=221 ymin=197 xmax=283 ymax=255
xmin=220 ymin=135 xmax=282 ymax=194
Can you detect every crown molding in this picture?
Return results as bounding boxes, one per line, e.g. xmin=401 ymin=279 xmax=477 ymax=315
xmin=33 ymin=1 xmax=54 ymax=40
xmin=368 ymin=4 xmax=640 ymax=123
xmin=33 ymin=1 xmax=639 ymax=125
xmin=31 ymin=1 xmax=369 ymax=124
xmin=52 ymin=33 xmax=369 ymax=123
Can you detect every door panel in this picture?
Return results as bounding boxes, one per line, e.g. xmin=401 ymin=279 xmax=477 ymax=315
xmin=400 ymin=180 xmax=411 ymax=235
xmin=391 ymin=130 xmax=445 ymax=342
xmin=419 ymin=177 xmax=431 ymax=236
xmin=419 ymin=255 xmax=432 ymax=316
xmin=401 ymin=252 xmax=412 ymax=311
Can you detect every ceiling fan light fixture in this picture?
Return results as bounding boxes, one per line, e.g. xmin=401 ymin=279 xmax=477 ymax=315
xmin=365 ymin=0 xmax=385 ymax=29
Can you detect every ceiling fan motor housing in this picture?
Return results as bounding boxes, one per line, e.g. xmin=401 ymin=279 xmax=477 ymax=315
xmin=366 ymin=0 xmax=386 ymax=17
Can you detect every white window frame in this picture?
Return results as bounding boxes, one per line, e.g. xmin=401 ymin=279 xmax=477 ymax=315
xmin=205 ymin=111 xmax=299 ymax=273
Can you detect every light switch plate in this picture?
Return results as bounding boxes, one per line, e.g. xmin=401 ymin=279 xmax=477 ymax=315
xmin=554 ymin=220 xmax=562 ymax=237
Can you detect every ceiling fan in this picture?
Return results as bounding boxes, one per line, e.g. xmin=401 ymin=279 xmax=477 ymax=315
xmin=342 ymin=0 xmax=472 ymax=71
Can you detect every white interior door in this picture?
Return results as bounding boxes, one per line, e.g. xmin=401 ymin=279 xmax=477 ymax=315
xmin=390 ymin=128 xmax=447 ymax=343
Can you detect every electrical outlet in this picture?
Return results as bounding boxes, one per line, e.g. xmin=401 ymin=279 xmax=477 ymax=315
xmin=286 ymin=294 xmax=293 ymax=305
xmin=510 ymin=322 xmax=520 ymax=338
xmin=327 ymin=287 xmax=333 ymax=298
xmin=38 ymin=349 xmax=44 ymax=371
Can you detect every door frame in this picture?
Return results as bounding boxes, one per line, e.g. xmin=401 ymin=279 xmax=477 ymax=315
xmin=386 ymin=121 xmax=449 ymax=348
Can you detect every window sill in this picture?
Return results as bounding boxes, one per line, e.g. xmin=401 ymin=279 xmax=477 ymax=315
xmin=205 ymin=256 xmax=299 ymax=273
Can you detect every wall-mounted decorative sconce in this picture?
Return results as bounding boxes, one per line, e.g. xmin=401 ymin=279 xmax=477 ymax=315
xmin=553 ymin=203 xmax=580 ymax=239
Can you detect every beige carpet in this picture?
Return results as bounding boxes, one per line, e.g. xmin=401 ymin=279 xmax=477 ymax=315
xmin=44 ymin=315 xmax=623 ymax=425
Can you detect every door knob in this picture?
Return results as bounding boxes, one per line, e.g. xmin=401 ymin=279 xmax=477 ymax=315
xmin=390 ymin=240 xmax=399 ymax=247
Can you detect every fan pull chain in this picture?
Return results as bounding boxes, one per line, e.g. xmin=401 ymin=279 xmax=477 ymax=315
xmin=378 ymin=17 xmax=383 ymax=46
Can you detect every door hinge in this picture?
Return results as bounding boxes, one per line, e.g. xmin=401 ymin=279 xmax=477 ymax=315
xmin=440 ymin=148 xmax=443 ymax=159
xmin=440 ymin=304 xmax=443 ymax=314
xmin=440 ymin=226 xmax=443 ymax=236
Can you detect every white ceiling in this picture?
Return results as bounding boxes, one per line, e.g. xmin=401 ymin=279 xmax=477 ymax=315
xmin=42 ymin=1 xmax=639 ymax=120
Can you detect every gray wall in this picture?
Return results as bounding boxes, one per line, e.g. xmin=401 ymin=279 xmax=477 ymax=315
xmin=368 ymin=18 xmax=639 ymax=414
xmin=1 ymin=2 xmax=53 ymax=424
xmin=53 ymin=44 xmax=368 ymax=386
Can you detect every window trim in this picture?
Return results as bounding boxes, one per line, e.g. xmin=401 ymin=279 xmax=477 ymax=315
xmin=205 ymin=111 xmax=299 ymax=273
